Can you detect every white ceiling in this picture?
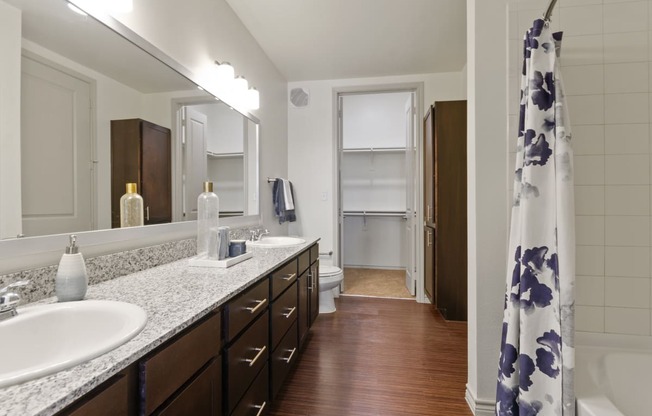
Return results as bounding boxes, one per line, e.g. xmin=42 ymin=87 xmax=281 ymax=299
xmin=224 ymin=0 xmax=467 ymax=82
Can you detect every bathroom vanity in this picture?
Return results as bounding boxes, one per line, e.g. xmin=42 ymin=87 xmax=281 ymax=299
xmin=0 ymin=239 xmax=319 ymax=416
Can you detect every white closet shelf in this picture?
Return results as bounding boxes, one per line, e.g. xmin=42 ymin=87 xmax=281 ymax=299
xmin=207 ymin=151 xmax=244 ymax=158
xmin=342 ymin=147 xmax=405 ymax=153
xmin=343 ymin=210 xmax=407 ymax=218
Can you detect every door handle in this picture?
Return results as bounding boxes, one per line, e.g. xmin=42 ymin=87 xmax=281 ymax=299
xmin=282 ymin=306 xmax=296 ymax=319
xmin=426 ymin=205 xmax=431 ymax=222
xmin=245 ymin=298 xmax=267 ymax=314
xmin=283 ymin=347 xmax=297 ymax=363
xmin=244 ymin=345 xmax=266 ymax=367
xmin=146 ymin=206 xmax=150 ymax=221
xmin=427 ymin=230 xmax=432 ymax=247
xmin=281 ymin=273 xmax=296 ymax=281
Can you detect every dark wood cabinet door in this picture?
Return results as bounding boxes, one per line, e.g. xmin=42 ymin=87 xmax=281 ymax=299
xmin=62 ymin=365 xmax=137 ymax=416
xmin=298 ymin=268 xmax=309 ymax=347
xmin=308 ymin=261 xmax=319 ymax=326
xmin=424 ymin=227 xmax=435 ymax=305
xmin=110 ymin=118 xmax=172 ymax=228
xmin=432 ymin=100 xmax=467 ymax=321
xmin=141 ymin=120 xmax=171 ymax=225
xmin=423 ymin=105 xmax=435 ymax=228
xmin=157 ymin=358 xmax=221 ymax=416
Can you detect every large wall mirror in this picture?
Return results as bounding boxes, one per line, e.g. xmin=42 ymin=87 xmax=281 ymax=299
xmin=0 ymin=0 xmax=260 ymax=240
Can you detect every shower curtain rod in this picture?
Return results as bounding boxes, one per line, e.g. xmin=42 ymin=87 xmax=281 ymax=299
xmin=544 ymin=0 xmax=558 ymax=20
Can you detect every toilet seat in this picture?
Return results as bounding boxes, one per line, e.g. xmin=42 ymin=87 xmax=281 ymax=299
xmin=318 ymin=266 xmax=343 ymax=314
xmin=320 ymin=265 xmax=342 ymax=277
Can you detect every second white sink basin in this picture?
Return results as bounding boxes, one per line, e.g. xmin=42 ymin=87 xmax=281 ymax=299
xmin=247 ymin=236 xmax=306 ymax=248
xmin=0 ymin=300 xmax=147 ymax=388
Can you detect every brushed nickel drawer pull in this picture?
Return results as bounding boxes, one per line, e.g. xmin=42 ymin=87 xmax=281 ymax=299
xmin=283 ymin=347 xmax=297 ymax=363
xmin=281 ymin=273 xmax=296 ymax=281
xmin=245 ymin=345 xmax=266 ymax=367
xmin=245 ymin=298 xmax=267 ymax=314
xmin=307 ymin=270 xmax=313 ymax=291
xmin=282 ymin=306 xmax=296 ymax=319
xmin=254 ymin=401 xmax=267 ymax=416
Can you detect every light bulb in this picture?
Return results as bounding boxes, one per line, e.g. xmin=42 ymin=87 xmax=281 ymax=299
xmin=233 ymin=76 xmax=249 ymax=95
xmin=110 ymin=0 xmax=133 ymax=13
xmin=215 ymin=61 xmax=235 ymax=85
xmin=246 ymin=87 xmax=260 ymax=110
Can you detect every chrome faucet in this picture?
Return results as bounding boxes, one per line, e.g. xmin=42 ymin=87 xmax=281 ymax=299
xmin=0 ymin=280 xmax=29 ymax=322
xmin=249 ymin=229 xmax=270 ymax=241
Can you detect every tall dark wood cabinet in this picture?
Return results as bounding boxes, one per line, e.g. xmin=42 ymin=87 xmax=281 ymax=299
xmin=110 ymin=118 xmax=172 ymax=228
xmin=423 ymin=100 xmax=467 ymax=321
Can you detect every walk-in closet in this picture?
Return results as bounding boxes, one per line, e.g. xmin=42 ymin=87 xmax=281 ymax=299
xmin=339 ymin=91 xmax=417 ymax=299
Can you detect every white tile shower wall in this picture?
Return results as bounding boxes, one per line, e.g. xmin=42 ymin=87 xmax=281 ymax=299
xmin=510 ymin=0 xmax=652 ymax=336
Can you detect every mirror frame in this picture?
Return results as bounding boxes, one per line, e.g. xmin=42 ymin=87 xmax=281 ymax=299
xmin=0 ymin=2 xmax=262 ymax=274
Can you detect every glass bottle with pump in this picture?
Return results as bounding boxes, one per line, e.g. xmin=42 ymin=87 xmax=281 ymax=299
xmin=120 ymin=182 xmax=144 ymax=227
xmin=197 ymin=181 xmax=220 ymax=259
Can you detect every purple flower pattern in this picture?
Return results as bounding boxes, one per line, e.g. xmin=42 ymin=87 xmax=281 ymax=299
xmin=497 ymin=18 xmax=575 ymax=416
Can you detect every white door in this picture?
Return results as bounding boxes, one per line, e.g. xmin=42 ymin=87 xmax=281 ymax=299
xmin=182 ymin=106 xmax=208 ymax=221
xmin=404 ymin=94 xmax=417 ymax=296
xmin=21 ymin=55 xmax=94 ymax=237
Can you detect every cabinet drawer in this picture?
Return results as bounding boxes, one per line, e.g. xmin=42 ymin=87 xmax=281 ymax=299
xmin=64 ymin=366 xmax=136 ymax=416
xmin=270 ymin=281 xmax=298 ymax=350
xmin=227 ymin=310 xmax=269 ymax=413
xmin=158 ymin=358 xmax=221 ymax=416
xmin=271 ymin=320 xmax=298 ymax=400
xmin=140 ymin=312 xmax=221 ymax=415
xmin=270 ymin=260 xmax=297 ymax=301
xmin=309 ymin=244 xmax=319 ymax=265
xmin=297 ymin=250 xmax=310 ymax=277
xmin=226 ymin=279 xmax=269 ymax=341
xmin=230 ymin=364 xmax=269 ymax=416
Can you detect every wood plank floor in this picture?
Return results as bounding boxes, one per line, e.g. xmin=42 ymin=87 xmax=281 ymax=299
xmin=269 ymin=297 xmax=472 ymax=416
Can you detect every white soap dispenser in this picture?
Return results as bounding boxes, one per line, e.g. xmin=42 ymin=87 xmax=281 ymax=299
xmin=55 ymin=235 xmax=88 ymax=302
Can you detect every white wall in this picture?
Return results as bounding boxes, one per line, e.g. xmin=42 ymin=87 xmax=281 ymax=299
xmin=510 ymin=0 xmax=652 ymax=337
xmin=116 ymin=0 xmax=289 ymax=235
xmin=466 ymin=0 xmax=509 ymax=414
xmin=342 ymin=92 xmax=411 ymax=149
xmin=0 ymin=2 xmax=22 ymax=240
xmin=287 ymin=72 xmax=466 ymax=260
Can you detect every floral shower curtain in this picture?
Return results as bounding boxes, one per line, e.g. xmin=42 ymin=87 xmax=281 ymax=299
xmin=496 ymin=19 xmax=575 ymax=416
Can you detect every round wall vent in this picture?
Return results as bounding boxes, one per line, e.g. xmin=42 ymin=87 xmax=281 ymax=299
xmin=289 ymin=87 xmax=310 ymax=108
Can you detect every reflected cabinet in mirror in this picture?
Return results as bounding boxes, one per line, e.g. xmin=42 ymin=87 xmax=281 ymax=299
xmin=0 ymin=0 xmax=260 ymax=239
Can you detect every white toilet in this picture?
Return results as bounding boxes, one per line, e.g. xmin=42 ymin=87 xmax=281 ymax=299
xmin=318 ymin=265 xmax=343 ymax=313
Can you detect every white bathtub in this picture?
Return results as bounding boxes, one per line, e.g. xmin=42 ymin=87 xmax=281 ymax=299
xmin=576 ymin=332 xmax=652 ymax=416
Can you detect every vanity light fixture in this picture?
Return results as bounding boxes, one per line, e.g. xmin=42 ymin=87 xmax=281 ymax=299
xmin=215 ymin=61 xmax=235 ymax=84
xmin=213 ymin=61 xmax=260 ymax=110
xmin=111 ymin=0 xmax=133 ymax=13
xmin=67 ymin=0 xmax=132 ymax=15
xmin=233 ymin=76 xmax=249 ymax=95
xmin=246 ymin=87 xmax=260 ymax=110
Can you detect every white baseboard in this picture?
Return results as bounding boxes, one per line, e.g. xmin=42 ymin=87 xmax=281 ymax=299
xmin=465 ymin=385 xmax=495 ymax=416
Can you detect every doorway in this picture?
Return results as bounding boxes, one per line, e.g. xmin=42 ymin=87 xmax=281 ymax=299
xmin=336 ymin=89 xmax=420 ymax=301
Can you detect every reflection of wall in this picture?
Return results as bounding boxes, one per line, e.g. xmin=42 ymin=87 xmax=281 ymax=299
xmin=0 ymin=2 xmax=22 ymax=239
xmin=16 ymin=39 xmax=174 ymax=231
xmin=194 ymin=103 xmax=244 ymax=155
xmin=207 ymin=156 xmax=244 ymax=213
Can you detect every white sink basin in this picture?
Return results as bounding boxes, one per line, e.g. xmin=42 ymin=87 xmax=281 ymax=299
xmin=0 ymin=300 xmax=147 ymax=388
xmin=247 ymin=236 xmax=306 ymax=248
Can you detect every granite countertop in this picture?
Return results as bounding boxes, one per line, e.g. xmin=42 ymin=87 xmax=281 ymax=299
xmin=0 ymin=237 xmax=319 ymax=416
